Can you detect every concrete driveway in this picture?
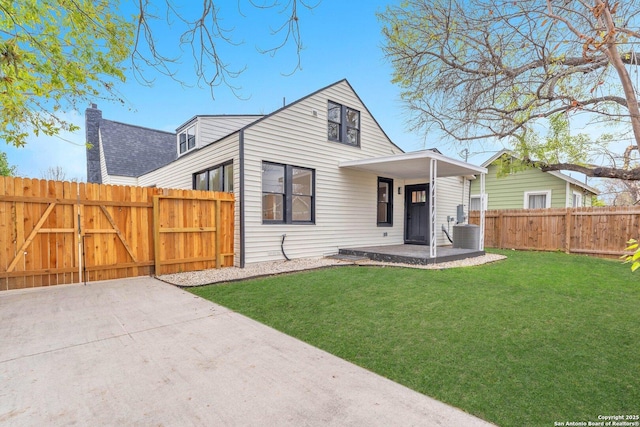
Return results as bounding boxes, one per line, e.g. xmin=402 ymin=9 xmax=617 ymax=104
xmin=0 ymin=277 xmax=494 ymax=426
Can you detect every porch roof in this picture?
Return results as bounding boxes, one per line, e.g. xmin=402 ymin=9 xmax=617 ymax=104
xmin=339 ymin=150 xmax=487 ymax=179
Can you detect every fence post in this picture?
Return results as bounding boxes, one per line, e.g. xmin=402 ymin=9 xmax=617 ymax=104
xmin=215 ymin=198 xmax=221 ymax=269
xmin=153 ymin=195 xmax=161 ymax=276
xmin=497 ymin=210 xmax=504 ymax=249
xmin=565 ymin=208 xmax=572 ymax=254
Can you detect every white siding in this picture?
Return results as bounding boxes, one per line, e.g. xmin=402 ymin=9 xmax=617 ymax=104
xmin=98 ymin=134 xmax=109 ymax=184
xmin=138 ymin=134 xmax=241 ymax=265
xmin=242 ymin=81 xmax=406 ymax=264
xmin=139 ymin=134 xmax=239 ymax=189
xmin=434 ymin=176 xmax=469 ymax=246
xmin=107 ymin=176 xmax=138 ymax=186
xmin=197 ymin=116 xmax=262 ymax=147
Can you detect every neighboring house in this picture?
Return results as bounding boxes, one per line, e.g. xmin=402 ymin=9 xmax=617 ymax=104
xmin=469 ymin=150 xmax=599 ymax=210
xmin=87 ymin=79 xmax=487 ymax=267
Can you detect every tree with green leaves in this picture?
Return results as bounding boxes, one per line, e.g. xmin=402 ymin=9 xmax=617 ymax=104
xmin=0 ymin=151 xmax=16 ymax=176
xmin=380 ymin=0 xmax=640 ymax=180
xmin=1 ymin=0 xmax=133 ymax=147
xmin=1 ymin=1 xmax=314 ymax=147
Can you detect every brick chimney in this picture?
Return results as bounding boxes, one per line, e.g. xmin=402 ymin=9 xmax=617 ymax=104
xmin=85 ymin=103 xmax=102 ymax=183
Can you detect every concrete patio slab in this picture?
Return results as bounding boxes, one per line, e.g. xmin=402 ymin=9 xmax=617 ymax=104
xmin=339 ymin=244 xmax=485 ymax=265
xmin=0 ymin=277 xmax=494 ymax=426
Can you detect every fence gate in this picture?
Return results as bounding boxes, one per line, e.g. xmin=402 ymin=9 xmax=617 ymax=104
xmin=153 ymin=192 xmax=235 ymax=276
xmin=0 ymin=177 xmax=235 ymax=291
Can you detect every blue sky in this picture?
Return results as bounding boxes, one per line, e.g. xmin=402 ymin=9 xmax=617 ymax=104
xmin=4 ymin=0 xmax=501 ymax=180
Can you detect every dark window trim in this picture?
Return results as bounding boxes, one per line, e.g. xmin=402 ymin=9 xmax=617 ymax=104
xmin=262 ymin=161 xmax=316 ymax=225
xmin=192 ymin=160 xmax=234 ymax=192
xmin=262 ymin=162 xmax=286 ymax=225
xmin=327 ymin=100 xmax=360 ymax=147
xmin=377 ymin=177 xmax=393 ymax=226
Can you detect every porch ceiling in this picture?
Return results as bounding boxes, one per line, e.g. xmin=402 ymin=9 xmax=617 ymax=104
xmin=339 ymin=150 xmax=487 ymax=179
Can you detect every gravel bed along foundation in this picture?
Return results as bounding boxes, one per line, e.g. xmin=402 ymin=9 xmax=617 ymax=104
xmin=158 ymin=253 xmax=507 ymax=287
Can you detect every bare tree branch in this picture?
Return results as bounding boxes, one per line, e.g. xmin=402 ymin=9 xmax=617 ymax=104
xmin=130 ymin=0 xmax=319 ymax=97
xmin=380 ymin=0 xmax=640 ymax=179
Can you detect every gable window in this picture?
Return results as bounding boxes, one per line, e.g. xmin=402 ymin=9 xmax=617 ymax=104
xmin=179 ymin=124 xmax=196 ymax=154
xmin=193 ymin=161 xmax=233 ymax=192
xmin=377 ymin=177 xmax=393 ymax=226
xmin=328 ymin=101 xmax=360 ymax=146
xmin=262 ymin=162 xmax=315 ymax=224
xmin=524 ymin=190 xmax=551 ymax=209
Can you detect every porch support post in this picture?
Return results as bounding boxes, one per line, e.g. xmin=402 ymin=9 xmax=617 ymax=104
xmin=480 ymin=172 xmax=486 ymax=251
xmin=430 ymin=158 xmax=437 ymax=259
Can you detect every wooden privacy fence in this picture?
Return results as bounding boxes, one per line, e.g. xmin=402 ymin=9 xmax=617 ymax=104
xmin=469 ymin=206 xmax=640 ymax=257
xmin=0 ymin=176 xmax=234 ymax=291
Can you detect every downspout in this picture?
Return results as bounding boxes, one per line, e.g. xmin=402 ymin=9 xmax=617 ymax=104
xmin=468 ymin=177 xmax=473 ymax=220
xmin=239 ymin=130 xmax=246 ymax=268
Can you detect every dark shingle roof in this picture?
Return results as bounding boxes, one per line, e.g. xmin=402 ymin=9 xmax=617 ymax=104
xmin=100 ymin=119 xmax=176 ymax=177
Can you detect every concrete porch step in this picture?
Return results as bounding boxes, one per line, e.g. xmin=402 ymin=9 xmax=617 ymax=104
xmin=327 ymin=254 xmax=370 ymax=262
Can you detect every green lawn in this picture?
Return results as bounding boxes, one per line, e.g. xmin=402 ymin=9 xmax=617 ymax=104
xmin=188 ymin=250 xmax=640 ymax=427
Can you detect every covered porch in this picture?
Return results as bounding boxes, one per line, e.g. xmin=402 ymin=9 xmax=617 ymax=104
xmin=339 ymin=149 xmax=487 ymax=262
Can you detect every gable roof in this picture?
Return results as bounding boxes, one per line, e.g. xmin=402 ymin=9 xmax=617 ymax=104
xmin=238 ymin=79 xmax=405 ymax=153
xmin=99 ymin=119 xmax=176 ymax=177
xmin=172 ymin=79 xmax=407 ymax=166
xmin=92 ymin=79 xmax=408 ymax=180
xmin=482 ymin=149 xmax=599 ymax=194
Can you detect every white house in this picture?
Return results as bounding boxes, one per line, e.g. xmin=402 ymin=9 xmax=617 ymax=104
xmin=86 ymin=79 xmax=487 ymax=267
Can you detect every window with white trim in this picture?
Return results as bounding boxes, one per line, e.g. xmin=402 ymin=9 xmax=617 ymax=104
xmin=470 ymin=195 xmax=487 ymax=211
xmin=262 ymin=162 xmax=315 ymax=224
xmin=328 ymin=101 xmax=360 ymax=146
xmin=572 ymin=191 xmax=583 ymax=207
xmin=193 ymin=161 xmax=233 ymax=192
xmin=178 ymin=124 xmax=196 ymax=154
xmin=524 ymin=190 xmax=551 ymax=209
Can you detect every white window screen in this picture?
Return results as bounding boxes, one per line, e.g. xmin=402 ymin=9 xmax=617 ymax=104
xmin=528 ymin=194 xmax=547 ymax=209
xmin=572 ymin=193 xmax=582 ymax=207
xmin=469 ymin=197 xmax=481 ymax=211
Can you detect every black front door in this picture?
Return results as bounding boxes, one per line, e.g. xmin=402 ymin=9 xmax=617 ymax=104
xmin=405 ymin=184 xmax=429 ymax=244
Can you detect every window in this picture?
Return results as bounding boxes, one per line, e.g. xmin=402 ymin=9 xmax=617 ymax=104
xmin=193 ymin=161 xmax=233 ymax=192
xmin=470 ymin=196 xmax=481 ymax=211
xmin=327 ymin=101 xmax=360 ymax=146
xmin=411 ymin=190 xmax=427 ymax=203
xmin=572 ymin=191 xmax=583 ymax=207
xmin=470 ymin=195 xmax=488 ymax=211
xmin=262 ymin=162 xmax=315 ymax=224
xmin=178 ymin=124 xmax=196 ymax=154
xmin=524 ymin=190 xmax=551 ymax=209
xmin=377 ymin=177 xmax=393 ymax=226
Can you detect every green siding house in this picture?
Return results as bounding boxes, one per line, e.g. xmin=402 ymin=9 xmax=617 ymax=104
xmin=469 ymin=150 xmax=599 ymax=210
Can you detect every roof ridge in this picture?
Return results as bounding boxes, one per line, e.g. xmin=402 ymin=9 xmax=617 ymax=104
xmin=101 ymin=118 xmax=175 ymax=135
